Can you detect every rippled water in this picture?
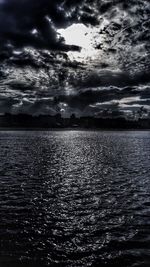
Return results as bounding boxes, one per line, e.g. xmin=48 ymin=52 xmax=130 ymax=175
xmin=0 ymin=130 xmax=150 ymax=267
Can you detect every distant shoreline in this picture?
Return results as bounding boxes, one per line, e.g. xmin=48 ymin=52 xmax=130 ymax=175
xmin=0 ymin=127 xmax=150 ymax=131
xmin=0 ymin=114 xmax=150 ymax=130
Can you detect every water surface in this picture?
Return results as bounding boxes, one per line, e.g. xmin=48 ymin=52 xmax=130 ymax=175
xmin=0 ymin=130 xmax=150 ymax=267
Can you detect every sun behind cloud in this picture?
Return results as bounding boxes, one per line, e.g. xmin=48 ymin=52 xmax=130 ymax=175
xmin=58 ymin=23 xmax=99 ymax=62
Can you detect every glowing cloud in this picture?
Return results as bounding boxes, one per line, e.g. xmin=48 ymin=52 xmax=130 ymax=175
xmin=58 ymin=23 xmax=99 ymax=61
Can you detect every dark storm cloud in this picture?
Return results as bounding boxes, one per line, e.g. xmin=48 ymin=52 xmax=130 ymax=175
xmin=70 ymin=70 xmax=150 ymax=89
xmin=96 ymin=0 xmax=150 ymax=73
xmin=0 ymin=0 xmax=150 ymax=117
xmin=7 ymin=49 xmax=84 ymax=73
xmin=0 ymin=76 xmax=150 ymax=116
xmin=0 ymin=0 xmax=83 ymax=52
xmin=0 ymin=95 xmax=19 ymax=113
xmin=53 ymin=85 xmax=150 ymax=110
xmin=1 ymin=53 xmax=150 ymax=116
xmin=0 ymin=1 xmax=133 ymax=52
xmin=0 ymin=0 xmax=107 ymax=53
xmin=0 ymin=0 xmax=150 ymax=54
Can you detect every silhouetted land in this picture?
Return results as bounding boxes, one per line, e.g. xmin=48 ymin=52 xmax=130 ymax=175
xmin=0 ymin=113 xmax=150 ymax=129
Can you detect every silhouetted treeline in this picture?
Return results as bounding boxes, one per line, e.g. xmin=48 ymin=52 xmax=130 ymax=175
xmin=0 ymin=113 xmax=150 ymax=129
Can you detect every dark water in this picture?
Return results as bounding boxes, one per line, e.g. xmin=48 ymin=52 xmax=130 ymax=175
xmin=0 ymin=130 xmax=150 ymax=267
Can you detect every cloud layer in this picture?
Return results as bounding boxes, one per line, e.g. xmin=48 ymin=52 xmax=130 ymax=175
xmin=0 ymin=0 xmax=150 ymax=118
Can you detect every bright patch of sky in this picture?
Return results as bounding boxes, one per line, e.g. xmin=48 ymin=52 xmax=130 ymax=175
xmin=58 ymin=23 xmax=100 ymax=62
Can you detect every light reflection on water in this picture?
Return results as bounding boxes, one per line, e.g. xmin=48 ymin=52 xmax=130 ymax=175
xmin=0 ymin=130 xmax=150 ymax=267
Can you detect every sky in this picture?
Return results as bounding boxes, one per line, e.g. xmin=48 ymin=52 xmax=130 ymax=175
xmin=0 ymin=0 xmax=150 ymax=118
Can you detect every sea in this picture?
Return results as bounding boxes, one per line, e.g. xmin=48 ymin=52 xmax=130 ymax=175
xmin=0 ymin=130 xmax=150 ymax=267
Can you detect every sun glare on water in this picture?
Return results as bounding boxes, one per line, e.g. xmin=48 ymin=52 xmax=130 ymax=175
xmin=58 ymin=23 xmax=99 ymax=62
